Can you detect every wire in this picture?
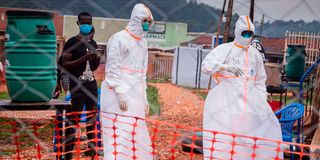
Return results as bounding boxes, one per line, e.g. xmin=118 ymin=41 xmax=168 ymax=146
xmin=302 ymin=0 xmax=320 ymax=20
xmin=278 ymin=0 xmax=303 ymax=20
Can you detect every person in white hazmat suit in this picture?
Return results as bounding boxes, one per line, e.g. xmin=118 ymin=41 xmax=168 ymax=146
xmin=100 ymin=3 xmax=154 ymax=160
xmin=201 ymin=16 xmax=283 ymax=160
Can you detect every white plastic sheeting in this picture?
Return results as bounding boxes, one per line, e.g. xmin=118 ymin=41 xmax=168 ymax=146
xmin=171 ymin=47 xmax=215 ymax=89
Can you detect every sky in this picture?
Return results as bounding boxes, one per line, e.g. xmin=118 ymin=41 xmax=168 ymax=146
xmin=196 ymin=0 xmax=320 ymax=22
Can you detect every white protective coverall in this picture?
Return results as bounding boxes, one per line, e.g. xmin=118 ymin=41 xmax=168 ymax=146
xmin=100 ymin=3 xmax=154 ymax=160
xmin=202 ymin=16 xmax=283 ymax=160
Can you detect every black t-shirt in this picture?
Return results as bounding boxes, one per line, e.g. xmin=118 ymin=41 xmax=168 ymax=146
xmin=62 ymin=36 xmax=99 ymax=88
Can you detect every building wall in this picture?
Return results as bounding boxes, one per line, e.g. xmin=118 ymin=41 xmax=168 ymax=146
xmin=63 ymin=16 xmax=128 ymax=43
xmin=164 ymin=22 xmax=194 ymax=48
xmin=147 ymin=22 xmax=195 ymax=49
xmin=64 ymin=16 xmax=193 ymax=49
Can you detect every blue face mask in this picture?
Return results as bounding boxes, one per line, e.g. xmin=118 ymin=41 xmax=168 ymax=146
xmin=142 ymin=22 xmax=149 ymax=32
xmin=79 ymin=24 xmax=92 ymax=35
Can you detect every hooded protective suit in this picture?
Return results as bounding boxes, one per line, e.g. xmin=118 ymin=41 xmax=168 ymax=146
xmin=202 ymin=16 xmax=283 ymax=160
xmin=100 ymin=3 xmax=154 ymax=160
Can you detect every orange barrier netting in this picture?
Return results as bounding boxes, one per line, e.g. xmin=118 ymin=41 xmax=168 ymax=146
xmin=0 ymin=111 xmax=320 ymax=159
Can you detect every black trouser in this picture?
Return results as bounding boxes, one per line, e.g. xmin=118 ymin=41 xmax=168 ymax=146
xmin=63 ymin=81 xmax=98 ymax=159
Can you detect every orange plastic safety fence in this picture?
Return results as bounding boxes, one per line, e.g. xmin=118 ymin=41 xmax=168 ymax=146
xmin=0 ymin=111 xmax=320 ymax=159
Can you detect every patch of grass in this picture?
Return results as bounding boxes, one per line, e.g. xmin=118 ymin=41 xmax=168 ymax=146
xmin=0 ymin=92 xmax=9 ymax=100
xmin=0 ymin=151 xmax=13 ymax=156
xmin=0 ymin=118 xmax=14 ymax=142
xmin=182 ymin=87 xmax=208 ymax=100
xmin=0 ymin=118 xmax=55 ymax=155
xmin=38 ymin=124 xmax=54 ymax=135
xmin=197 ymin=92 xmax=208 ymax=100
xmin=147 ymin=76 xmax=171 ymax=83
xmin=147 ymin=86 xmax=160 ymax=115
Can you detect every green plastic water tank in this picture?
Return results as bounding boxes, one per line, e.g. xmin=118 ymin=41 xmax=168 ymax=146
xmin=5 ymin=10 xmax=57 ymax=102
xmin=285 ymin=45 xmax=306 ymax=79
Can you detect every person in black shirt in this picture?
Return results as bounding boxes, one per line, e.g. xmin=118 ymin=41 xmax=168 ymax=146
xmin=60 ymin=12 xmax=101 ymax=160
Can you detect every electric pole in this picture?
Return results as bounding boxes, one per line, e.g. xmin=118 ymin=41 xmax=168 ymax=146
xmin=209 ymin=0 xmax=228 ymax=89
xmin=223 ymin=0 xmax=234 ymax=43
xmin=215 ymin=0 xmax=227 ymax=47
xmin=250 ymin=0 xmax=255 ymax=21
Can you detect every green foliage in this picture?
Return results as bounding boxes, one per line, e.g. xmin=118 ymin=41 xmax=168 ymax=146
xmin=197 ymin=92 xmax=207 ymax=100
xmin=258 ymin=20 xmax=320 ymax=37
xmin=0 ymin=92 xmax=9 ymax=100
xmin=0 ymin=0 xmax=237 ymax=33
xmin=147 ymin=76 xmax=171 ymax=83
xmin=147 ymin=86 xmax=160 ymax=115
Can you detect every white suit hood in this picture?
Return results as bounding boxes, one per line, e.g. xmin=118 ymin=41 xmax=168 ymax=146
xmin=126 ymin=3 xmax=154 ymax=39
xmin=234 ymin=15 xmax=255 ymax=47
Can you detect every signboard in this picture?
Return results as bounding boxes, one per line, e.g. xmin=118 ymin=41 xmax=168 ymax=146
xmin=146 ymin=33 xmax=165 ymax=40
xmin=146 ymin=23 xmax=166 ymax=42
xmin=149 ymin=23 xmax=166 ymax=34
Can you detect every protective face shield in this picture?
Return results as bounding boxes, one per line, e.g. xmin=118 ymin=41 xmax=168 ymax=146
xmin=79 ymin=24 xmax=93 ymax=35
xmin=241 ymin=30 xmax=254 ymax=38
xmin=234 ymin=16 xmax=255 ymax=46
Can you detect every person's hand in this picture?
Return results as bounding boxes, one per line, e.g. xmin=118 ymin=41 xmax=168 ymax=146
xmin=116 ymin=93 xmax=128 ymax=112
xmin=85 ymin=50 xmax=96 ymax=61
xmin=219 ymin=65 xmax=244 ymax=77
xmin=94 ymin=49 xmax=103 ymax=58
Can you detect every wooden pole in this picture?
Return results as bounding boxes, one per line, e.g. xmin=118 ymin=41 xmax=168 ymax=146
xmin=250 ymin=0 xmax=255 ymax=22
xmin=215 ymin=0 xmax=227 ymax=47
xmin=260 ymin=14 xmax=264 ymax=40
xmin=209 ymin=0 xmax=228 ymax=89
xmin=223 ymin=0 xmax=234 ymax=43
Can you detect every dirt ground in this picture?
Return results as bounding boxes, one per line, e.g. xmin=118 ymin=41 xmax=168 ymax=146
xmin=0 ymin=83 xmax=206 ymax=159
xmin=147 ymin=83 xmax=205 ymax=159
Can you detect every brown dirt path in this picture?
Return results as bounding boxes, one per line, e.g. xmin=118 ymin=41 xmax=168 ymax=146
xmin=148 ymin=83 xmax=205 ymax=160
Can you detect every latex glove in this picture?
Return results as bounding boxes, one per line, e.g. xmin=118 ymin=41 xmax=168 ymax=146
xmin=145 ymin=99 xmax=150 ymax=115
xmin=116 ymin=93 xmax=128 ymax=112
xmin=219 ymin=64 xmax=244 ymax=77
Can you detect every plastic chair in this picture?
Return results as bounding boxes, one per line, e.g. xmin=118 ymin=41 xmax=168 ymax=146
xmin=275 ymin=103 xmax=304 ymax=159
